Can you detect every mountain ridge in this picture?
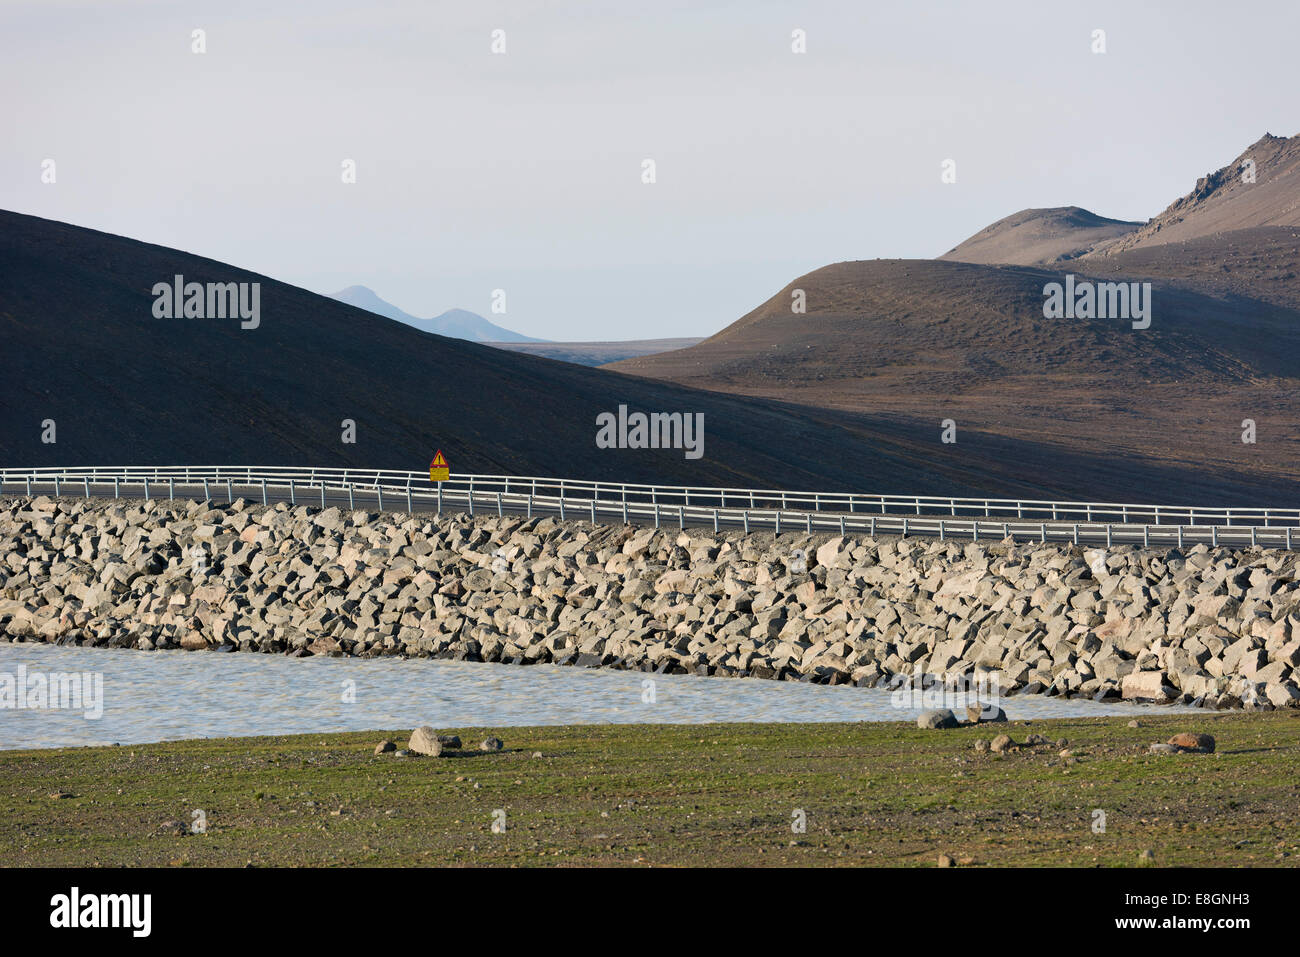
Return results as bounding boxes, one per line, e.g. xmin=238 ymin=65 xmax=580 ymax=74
xmin=329 ymin=284 xmax=544 ymax=343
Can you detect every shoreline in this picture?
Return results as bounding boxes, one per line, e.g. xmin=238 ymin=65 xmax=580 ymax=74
xmin=4 ymin=712 xmax=1298 ymax=867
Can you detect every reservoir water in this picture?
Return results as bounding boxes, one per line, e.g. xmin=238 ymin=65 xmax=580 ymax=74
xmin=0 ymin=642 xmax=1190 ymax=750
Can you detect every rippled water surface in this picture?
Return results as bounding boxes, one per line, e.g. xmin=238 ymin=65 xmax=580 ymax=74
xmin=0 ymin=643 xmax=1190 ymax=750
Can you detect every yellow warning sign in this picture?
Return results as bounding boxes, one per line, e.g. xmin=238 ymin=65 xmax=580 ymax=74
xmin=429 ymin=450 xmax=450 ymax=482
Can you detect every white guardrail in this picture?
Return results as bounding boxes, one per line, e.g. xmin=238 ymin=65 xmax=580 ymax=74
xmin=1 ymin=465 xmax=1298 ymax=550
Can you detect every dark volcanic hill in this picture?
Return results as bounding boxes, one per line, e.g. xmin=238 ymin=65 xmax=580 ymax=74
xmin=4 ymin=207 xmax=1221 ymax=502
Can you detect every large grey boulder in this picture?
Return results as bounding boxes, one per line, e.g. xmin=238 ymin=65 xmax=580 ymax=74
xmin=917 ymin=708 xmax=958 ymax=730
xmin=408 ymin=726 xmax=443 ymax=756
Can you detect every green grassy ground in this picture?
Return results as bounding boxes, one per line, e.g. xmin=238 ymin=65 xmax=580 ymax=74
xmin=3 ymin=712 xmax=1299 ymax=867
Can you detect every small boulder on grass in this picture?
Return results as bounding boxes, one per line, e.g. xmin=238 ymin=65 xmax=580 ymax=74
xmin=965 ymin=704 xmax=1007 ymax=724
xmin=374 ymin=740 xmax=396 ymax=755
xmin=917 ymin=709 xmax=958 ymax=730
xmin=479 ymin=737 xmax=504 ymax=752
xmin=408 ymin=726 xmax=443 ymax=757
xmin=990 ymin=734 xmax=1013 ymax=753
xmin=1167 ymin=732 xmax=1215 ymax=754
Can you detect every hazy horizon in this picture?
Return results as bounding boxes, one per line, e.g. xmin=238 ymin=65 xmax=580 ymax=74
xmin=3 ymin=0 xmax=1298 ymax=340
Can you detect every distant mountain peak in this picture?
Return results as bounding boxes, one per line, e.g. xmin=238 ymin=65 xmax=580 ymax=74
xmin=328 ymin=286 xmax=545 ymax=343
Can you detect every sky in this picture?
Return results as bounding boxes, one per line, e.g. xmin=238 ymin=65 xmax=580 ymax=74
xmin=3 ymin=0 xmax=1298 ymax=341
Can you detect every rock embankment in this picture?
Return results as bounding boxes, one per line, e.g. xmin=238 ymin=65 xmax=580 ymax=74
xmin=3 ymin=495 xmax=1299 ymax=710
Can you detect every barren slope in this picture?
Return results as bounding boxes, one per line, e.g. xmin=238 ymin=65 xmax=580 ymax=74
xmin=940 ymin=207 xmax=1141 ymax=265
xmin=4 ymin=208 xmax=1225 ymax=502
xmin=1100 ymin=132 xmax=1300 ymax=255
xmin=612 ymin=258 xmax=1300 ymax=503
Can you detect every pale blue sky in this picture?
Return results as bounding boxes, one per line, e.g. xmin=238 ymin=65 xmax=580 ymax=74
xmin=3 ymin=0 xmax=1296 ymax=340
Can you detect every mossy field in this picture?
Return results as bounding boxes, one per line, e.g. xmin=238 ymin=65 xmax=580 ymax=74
xmin=3 ymin=712 xmax=1299 ymax=867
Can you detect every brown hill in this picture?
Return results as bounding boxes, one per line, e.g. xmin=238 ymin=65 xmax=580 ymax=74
xmin=1099 ymin=133 xmax=1300 ymax=255
xmin=940 ymin=207 xmax=1141 ymax=265
xmin=612 ymin=134 xmax=1300 ymax=504
xmin=611 ymin=258 xmax=1300 ymax=504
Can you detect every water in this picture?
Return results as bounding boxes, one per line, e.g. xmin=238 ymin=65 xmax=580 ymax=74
xmin=0 ymin=643 xmax=1190 ymax=750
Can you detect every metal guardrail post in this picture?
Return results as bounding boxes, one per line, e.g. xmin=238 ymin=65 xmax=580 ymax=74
xmin=203 ymin=478 xmax=209 ymax=501
xmin=261 ymin=479 xmax=267 ymax=506
xmin=1003 ymin=522 xmax=1010 ymax=541
xmin=54 ymin=476 xmax=60 ymax=496
xmin=503 ymin=493 xmax=508 ymax=519
xmin=289 ymin=479 xmax=295 ymax=505
xmin=653 ymin=503 xmax=659 ymax=528
xmin=839 ymin=515 xmax=845 ymax=535
xmin=349 ymin=484 xmax=355 ymax=510
xmin=1212 ymin=526 xmax=1218 ymax=547
xmin=939 ymin=520 xmax=945 ymax=541
xmin=743 ymin=511 xmax=749 ymax=534
xmin=1072 ymin=524 xmax=1079 ymax=545
xmin=1178 ymin=526 xmax=1184 ymax=549
xmin=527 ymin=493 xmax=533 ymax=518
xmin=25 ymin=477 xmax=31 ymax=497
xmin=1251 ymin=526 xmax=1257 ymax=547
xmin=141 ymin=478 xmax=147 ymax=500
xmin=227 ymin=478 xmax=233 ymax=502
xmin=84 ymin=476 xmax=90 ymax=498
xmin=169 ymin=478 xmax=174 ymax=500
xmin=321 ymin=483 xmax=326 ymax=509
xmin=1040 ymin=523 xmax=1046 ymax=543
xmin=1143 ymin=525 xmax=1149 ymax=547
xmin=870 ymin=516 xmax=875 ymax=538
xmin=622 ymin=498 xmax=627 ymax=524
xmin=407 ymin=483 xmax=413 ymax=514
xmin=805 ymin=512 xmax=811 ymax=533
xmin=113 ymin=477 xmax=119 ymax=499
xmin=679 ymin=505 xmax=685 ymax=529
xmin=774 ymin=512 xmax=780 ymax=534
xmin=590 ymin=498 xmax=595 ymax=523
xmin=377 ymin=485 xmax=384 ymax=511
xmin=713 ymin=509 xmax=719 ymax=533
xmin=1106 ymin=524 xmax=1112 ymax=547
xmin=468 ymin=478 xmax=474 ymax=515
xmin=436 ymin=484 xmax=442 ymax=515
